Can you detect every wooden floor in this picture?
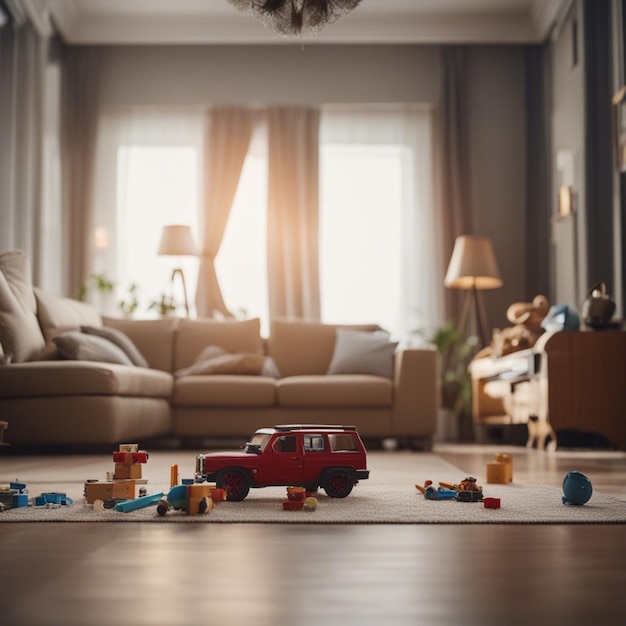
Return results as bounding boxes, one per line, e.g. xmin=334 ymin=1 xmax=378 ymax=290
xmin=1 ymin=443 xmax=626 ymax=626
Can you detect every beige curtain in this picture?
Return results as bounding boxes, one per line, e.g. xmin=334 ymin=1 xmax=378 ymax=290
xmin=196 ymin=107 xmax=254 ymax=317
xmin=0 ymin=24 xmax=45 ymax=279
xmin=61 ymin=46 xmax=101 ymax=297
xmin=437 ymin=46 xmax=474 ymax=321
xmin=266 ymin=106 xmax=321 ymax=321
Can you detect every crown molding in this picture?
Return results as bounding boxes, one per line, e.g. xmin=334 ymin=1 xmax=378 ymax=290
xmin=44 ymin=0 xmax=565 ymax=46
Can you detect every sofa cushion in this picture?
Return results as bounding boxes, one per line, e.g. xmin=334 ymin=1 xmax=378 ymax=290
xmin=35 ymin=288 xmax=102 ymax=342
xmin=0 ymin=360 xmax=173 ymax=398
xmin=174 ymin=318 xmax=263 ymax=371
xmin=81 ymin=325 xmax=149 ymax=367
xmin=174 ymin=376 xmax=276 ymax=407
xmin=0 ymin=250 xmax=46 ymax=362
xmin=327 ymin=329 xmax=398 ymax=378
xmin=267 ymin=319 xmax=383 ymax=377
xmin=103 ymin=317 xmax=178 ymax=372
xmin=277 ymin=375 xmax=392 ymax=407
xmin=53 ymin=330 xmax=135 ymax=366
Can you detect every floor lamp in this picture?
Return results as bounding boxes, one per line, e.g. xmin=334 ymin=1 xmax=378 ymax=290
xmin=444 ymin=235 xmax=502 ymax=347
xmin=157 ymin=225 xmax=198 ymax=317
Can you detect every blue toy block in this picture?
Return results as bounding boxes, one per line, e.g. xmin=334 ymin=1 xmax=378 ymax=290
xmin=114 ymin=492 xmax=164 ymax=513
xmin=11 ymin=493 xmax=29 ymax=508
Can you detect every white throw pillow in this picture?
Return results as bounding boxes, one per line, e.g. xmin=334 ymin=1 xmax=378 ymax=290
xmin=326 ymin=329 xmax=398 ymax=378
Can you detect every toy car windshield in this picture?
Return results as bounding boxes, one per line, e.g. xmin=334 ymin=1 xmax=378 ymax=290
xmin=245 ymin=433 xmax=272 ymax=454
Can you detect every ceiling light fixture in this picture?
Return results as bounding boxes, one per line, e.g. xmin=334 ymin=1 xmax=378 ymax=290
xmin=227 ymin=0 xmax=362 ymax=36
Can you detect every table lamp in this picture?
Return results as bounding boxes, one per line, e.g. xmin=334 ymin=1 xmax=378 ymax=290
xmin=444 ymin=235 xmax=502 ymax=346
xmin=157 ymin=224 xmax=197 ymax=317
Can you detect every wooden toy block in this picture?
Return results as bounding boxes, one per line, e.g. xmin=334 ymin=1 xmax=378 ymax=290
xmin=118 ymin=443 xmax=139 ymax=453
xmin=84 ymin=480 xmax=136 ymax=504
xmin=113 ymin=463 xmax=143 ymax=480
xmin=495 ymin=453 xmax=513 ymax=482
xmin=486 ymin=462 xmax=509 ymax=484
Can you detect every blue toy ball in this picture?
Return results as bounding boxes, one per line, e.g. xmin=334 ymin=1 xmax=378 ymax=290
xmin=562 ymin=471 xmax=593 ymax=505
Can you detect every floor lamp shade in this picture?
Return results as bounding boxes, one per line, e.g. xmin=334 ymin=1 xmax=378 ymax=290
xmin=157 ymin=225 xmax=197 ymax=257
xmin=444 ymin=235 xmax=502 ymax=346
xmin=444 ymin=236 xmax=502 ymax=290
xmin=157 ymin=225 xmax=197 ymax=317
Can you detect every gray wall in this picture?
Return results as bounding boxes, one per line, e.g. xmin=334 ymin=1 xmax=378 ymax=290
xmin=551 ymin=2 xmax=587 ymax=307
xmin=94 ymin=43 xmax=528 ymax=330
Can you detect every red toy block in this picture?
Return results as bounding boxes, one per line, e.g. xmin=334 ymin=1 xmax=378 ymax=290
xmin=287 ymin=486 xmax=306 ymax=501
xmin=112 ymin=451 xmax=149 ymax=464
xmin=283 ymin=500 xmax=304 ymax=511
xmin=483 ymin=497 xmax=501 ymax=509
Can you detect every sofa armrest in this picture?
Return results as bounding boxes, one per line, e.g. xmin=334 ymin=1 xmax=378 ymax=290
xmin=392 ymin=347 xmax=439 ymax=438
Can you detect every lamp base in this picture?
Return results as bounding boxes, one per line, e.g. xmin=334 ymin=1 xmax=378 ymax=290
xmin=171 ymin=268 xmax=190 ymax=318
xmin=458 ymin=287 xmax=490 ymax=347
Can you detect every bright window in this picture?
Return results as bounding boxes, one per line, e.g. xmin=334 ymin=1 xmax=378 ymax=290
xmin=320 ymin=144 xmax=407 ymax=334
xmin=116 ymin=145 xmax=200 ymax=314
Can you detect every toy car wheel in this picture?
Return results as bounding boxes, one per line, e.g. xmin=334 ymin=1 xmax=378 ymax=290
xmin=156 ymin=500 xmax=169 ymax=516
xmin=322 ymin=469 xmax=353 ymax=498
xmin=217 ymin=468 xmax=250 ymax=501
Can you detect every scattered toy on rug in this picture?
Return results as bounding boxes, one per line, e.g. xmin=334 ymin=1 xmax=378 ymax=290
xmin=562 ymin=471 xmax=593 ymax=505
xmin=156 ymin=465 xmax=227 ymax=516
xmin=282 ymin=486 xmax=319 ymax=511
xmin=84 ymin=443 xmax=150 ymax=505
xmin=0 ymin=481 xmax=28 ymax=510
xmin=486 ymin=453 xmax=513 ymax=484
xmin=415 ymin=480 xmax=456 ymax=500
xmin=416 ymin=477 xmax=484 ymax=502
xmin=195 ymin=425 xmax=369 ymax=502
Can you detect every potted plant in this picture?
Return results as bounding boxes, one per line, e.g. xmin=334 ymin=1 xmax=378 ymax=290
xmin=118 ymin=283 xmax=140 ymax=319
xmin=416 ymin=322 xmax=479 ymax=441
xmin=148 ymin=293 xmax=177 ymax=319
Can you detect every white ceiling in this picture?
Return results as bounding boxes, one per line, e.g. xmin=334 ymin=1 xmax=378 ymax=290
xmin=18 ymin=0 xmax=569 ymax=45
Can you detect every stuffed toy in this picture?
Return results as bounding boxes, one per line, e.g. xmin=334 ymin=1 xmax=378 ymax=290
xmin=490 ymin=295 xmax=550 ymax=357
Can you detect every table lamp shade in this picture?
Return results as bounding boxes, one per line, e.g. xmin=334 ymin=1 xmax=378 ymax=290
xmin=157 ymin=225 xmax=197 ymax=256
xmin=444 ymin=235 xmax=502 ymax=290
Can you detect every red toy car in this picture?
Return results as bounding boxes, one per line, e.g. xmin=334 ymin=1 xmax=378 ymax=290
xmin=195 ymin=424 xmax=370 ymax=501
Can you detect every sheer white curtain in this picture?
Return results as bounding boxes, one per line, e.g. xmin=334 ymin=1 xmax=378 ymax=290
xmin=91 ymin=107 xmax=204 ymax=314
xmin=320 ymin=105 xmax=443 ymax=340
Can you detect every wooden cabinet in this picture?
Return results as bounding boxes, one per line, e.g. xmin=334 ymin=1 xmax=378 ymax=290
xmin=470 ymin=330 xmax=626 ymax=449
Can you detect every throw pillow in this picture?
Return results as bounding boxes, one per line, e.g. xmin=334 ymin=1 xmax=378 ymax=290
xmin=175 ymin=352 xmax=265 ymax=377
xmin=35 ymin=288 xmax=102 ymax=342
xmin=81 ymin=325 xmax=149 ymax=367
xmin=53 ymin=331 xmax=134 ymax=366
xmin=0 ymin=250 xmax=46 ymax=362
xmin=326 ymin=329 xmax=398 ymax=378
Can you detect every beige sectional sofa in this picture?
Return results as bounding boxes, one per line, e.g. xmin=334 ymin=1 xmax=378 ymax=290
xmin=0 ymin=251 xmax=439 ymax=450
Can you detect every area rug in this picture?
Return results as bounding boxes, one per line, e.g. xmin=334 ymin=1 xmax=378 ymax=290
xmin=2 ymin=453 xmax=626 ymax=524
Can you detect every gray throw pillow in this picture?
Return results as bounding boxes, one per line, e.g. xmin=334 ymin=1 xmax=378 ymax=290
xmin=53 ymin=331 xmax=134 ymax=366
xmin=326 ymin=329 xmax=398 ymax=378
xmin=81 ymin=325 xmax=149 ymax=367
